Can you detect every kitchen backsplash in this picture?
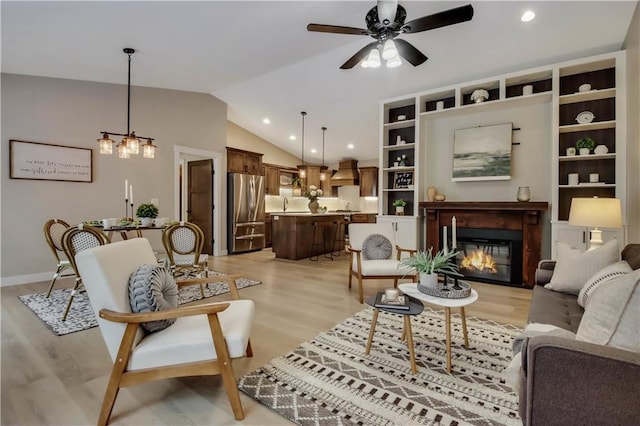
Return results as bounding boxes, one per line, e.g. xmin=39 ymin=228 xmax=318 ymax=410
xmin=265 ymin=185 xmax=378 ymax=213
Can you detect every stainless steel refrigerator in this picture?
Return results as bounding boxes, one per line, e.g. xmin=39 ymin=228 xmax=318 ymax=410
xmin=227 ymin=173 xmax=266 ymax=254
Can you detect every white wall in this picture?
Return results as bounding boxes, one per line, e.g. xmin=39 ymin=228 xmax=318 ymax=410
xmin=1 ymin=74 xmax=227 ymax=284
xmin=423 ymin=102 xmax=553 ymax=257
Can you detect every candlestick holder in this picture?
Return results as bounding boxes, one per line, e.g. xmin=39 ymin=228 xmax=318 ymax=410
xmin=125 ymin=198 xmax=129 ymax=220
xmin=130 ymin=203 xmax=134 ymax=221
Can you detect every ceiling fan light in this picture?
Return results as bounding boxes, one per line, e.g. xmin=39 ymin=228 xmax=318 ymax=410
xmin=118 ymin=139 xmax=130 ymax=159
xmin=366 ymin=48 xmax=381 ymax=68
xmin=382 ymin=39 xmax=398 ymax=60
xmin=386 ymin=55 xmax=402 ymax=68
xmin=361 ymin=60 xmax=369 ymax=68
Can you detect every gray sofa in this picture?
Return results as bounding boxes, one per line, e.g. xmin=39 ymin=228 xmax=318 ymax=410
xmin=518 ymin=244 xmax=640 ymax=426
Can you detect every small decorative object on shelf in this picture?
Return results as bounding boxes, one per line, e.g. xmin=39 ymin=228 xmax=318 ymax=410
xmin=136 ymin=203 xmax=159 ymax=227
xmin=578 ymin=83 xmax=592 ymax=92
xmin=470 ymin=89 xmax=489 ymax=103
xmin=566 ymin=147 xmax=576 ymax=156
xmin=575 ymin=111 xmax=595 ymax=124
xmin=436 ymin=101 xmax=445 ymax=110
xmin=396 ymin=135 xmax=402 ymax=144
xmin=434 ymin=193 xmax=446 ymax=201
xmin=397 ymin=114 xmax=407 ymax=121
xmin=398 ymin=248 xmax=459 ymax=294
xmin=517 ymin=186 xmax=531 ymax=202
xmin=594 ymin=144 xmax=609 ymax=155
xmin=522 ymin=85 xmax=533 ymax=96
xmin=427 ymin=186 xmax=437 ymax=202
xmin=568 ymin=173 xmax=579 ymax=186
xmin=396 ymin=154 xmax=407 ymax=166
xmin=393 ymin=199 xmax=407 ymax=215
xmin=576 ymin=137 xmax=596 ymax=155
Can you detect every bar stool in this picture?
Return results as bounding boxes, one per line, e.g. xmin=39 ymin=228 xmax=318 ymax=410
xmin=310 ymin=222 xmax=333 ymax=261
xmin=331 ymin=219 xmax=347 ymax=258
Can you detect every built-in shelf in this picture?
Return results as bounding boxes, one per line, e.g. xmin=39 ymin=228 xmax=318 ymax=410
xmin=559 ymin=88 xmax=616 ymax=104
xmin=383 ymin=119 xmax=416 ymax=129
xmin=420 ymin=92 xmax=552 ymax=118
xmin=558 ymin=120 xmax=616 ymax=133
xmin=383 ymin=143 xmax=416 ymax=152
xmin=383 ymin=166 xmax=415 ymax=172
xmin=559 ymin=153 xmax=616 ymax=161
xmin=559 ymin=184 xmax=616 ymax=188
xmin=383 ymin=188 xmax=415 ymax=192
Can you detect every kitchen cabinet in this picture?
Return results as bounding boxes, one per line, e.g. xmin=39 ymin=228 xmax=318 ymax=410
xmin=263 ymin=163 xmax=281 ymax=195
xmin=376 ymin=216 xmax=418 ymax=252
xmin=359 ymin=167 xmax=378 ymax=197
xmin=226 ymin=147 xmax=263 ymax=175
xmin=265 ymin=213 xmax=272 ymax=248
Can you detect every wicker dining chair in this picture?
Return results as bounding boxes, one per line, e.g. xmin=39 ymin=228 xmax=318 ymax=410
xmin=162 ymin=221 xmax=208 ymax=297
xmin=60 ymin=224 xmax=111 ymax=321
xmin=43 ymin=219 xmax=76 ymax=297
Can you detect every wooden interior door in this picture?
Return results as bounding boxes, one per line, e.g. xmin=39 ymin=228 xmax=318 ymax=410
xmin=187 ymin=159 xmax=213 ymax=255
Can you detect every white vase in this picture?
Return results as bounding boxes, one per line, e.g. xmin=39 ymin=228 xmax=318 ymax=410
xmin=419 ymin=272 xmax=438 ymax=289
xmin=395 ymin=206 xmax=404 ymax=216
xmin=579 ymin=148 xmax=590 ymax=155
xmin=139 ymin=217 xmax=153 ymax=226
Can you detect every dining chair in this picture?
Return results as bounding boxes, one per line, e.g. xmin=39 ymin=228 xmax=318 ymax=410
xmin=61 ymin=224 xmax=111 ymax=321
xmin=347 ymin=223 xmax=416 ymax=303
xmin=162 ymin=221 xmax=208 ymax=297
xmin=74 ymin=238 xmax=254 ymax=425
xmin=43 ymin=218 xmax=76 ymax=297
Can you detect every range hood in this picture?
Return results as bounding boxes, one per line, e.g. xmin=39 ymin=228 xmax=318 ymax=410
xmin=331 ymin=160 xmax=359 ymax=186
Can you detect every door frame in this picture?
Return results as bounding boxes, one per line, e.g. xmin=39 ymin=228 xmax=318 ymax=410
xmin=173 ymin=145 xmax=224 ymax=256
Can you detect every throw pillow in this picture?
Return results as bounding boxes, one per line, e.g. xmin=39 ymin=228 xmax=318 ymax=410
xmin=576 ymin=269 xmax=640 ymax=351
xmin=545 ymin=239 xmax=620 ymax=295
xmin=362 ymin=233 xmax=393 ymax=260
xmin=577 ymin=261 xmax=632 ymax=308
xmin=129 ymin=264 xmax=179 ymax=333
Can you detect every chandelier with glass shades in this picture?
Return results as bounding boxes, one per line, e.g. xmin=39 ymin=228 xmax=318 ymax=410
xmin=361 ymin=40 xmax=402 ymax=68
xmin=97 ymin=48 xmax=156 ymax=159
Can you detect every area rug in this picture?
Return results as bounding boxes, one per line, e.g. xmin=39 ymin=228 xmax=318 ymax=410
xmin=18 ymin=271 xmax=261 ymax=336
xmin=238 ymin=307 xmax=522 ymax=426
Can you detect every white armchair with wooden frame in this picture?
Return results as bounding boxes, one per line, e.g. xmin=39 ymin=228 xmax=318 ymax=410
xmin=75 ymin=238 xmax=254 ymax=425
xmin=347 ymin=223 xmax=416 ymax=303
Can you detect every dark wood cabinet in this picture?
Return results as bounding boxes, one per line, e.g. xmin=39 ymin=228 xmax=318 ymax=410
xmin=359 ymin=167 xmax=378 ymax=197
xmin=263 ymin=163 xmax=281 ymax=195
xmin=265 ymin=213 xmax=272 ymax=247
xmin=226 ymin=147 xmax=263 ymax=175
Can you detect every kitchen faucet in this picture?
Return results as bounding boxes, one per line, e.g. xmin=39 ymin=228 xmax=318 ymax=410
xmin=283 ymin=197 xmax=288 ymax=212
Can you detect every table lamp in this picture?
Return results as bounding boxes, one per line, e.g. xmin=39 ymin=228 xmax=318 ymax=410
xmin=568 ymin=197 xmax=622 ymax=250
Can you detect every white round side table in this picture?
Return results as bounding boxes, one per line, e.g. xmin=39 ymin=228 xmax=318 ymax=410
xmin=398 ymin=283 xmax=479 ymax=373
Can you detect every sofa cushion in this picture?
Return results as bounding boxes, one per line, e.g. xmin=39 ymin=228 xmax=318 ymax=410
xmin=545 ymin=239 xmax=619 ymax=295
xmin=577 ymin=261 xmax=632 ymax=308
xmin=527 ymin=285 xmax=584 ymax=333
xmin=576 ymin=269 xmax=640 ymax=351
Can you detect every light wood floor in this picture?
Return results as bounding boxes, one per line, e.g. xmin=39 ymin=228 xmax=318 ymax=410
xmin=1 ymin=249 xmax=531 ymax=425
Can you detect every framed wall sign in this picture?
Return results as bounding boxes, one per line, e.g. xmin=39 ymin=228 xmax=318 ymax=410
xmin=393 ymin=171 xmax=413 ymax=189
xmin=10 ymin=140 xmax=93 ymax=182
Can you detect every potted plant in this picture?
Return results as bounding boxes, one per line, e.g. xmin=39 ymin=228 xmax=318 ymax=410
xmin=136 ymin=203 xmax=159 ymax=226
xmin=576 ymin=137 xmax=596 ymax=155
xmin=398 ymin=248 xmax=459 ymax=291
xmin=392 ymin=199 xmax=407 ymax=215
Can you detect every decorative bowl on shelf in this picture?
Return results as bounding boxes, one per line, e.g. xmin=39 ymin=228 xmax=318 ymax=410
xmin=578 ymin=83 xmax=592 ymax=92
xmin=576 ymin=111 xmax=595 ymax=124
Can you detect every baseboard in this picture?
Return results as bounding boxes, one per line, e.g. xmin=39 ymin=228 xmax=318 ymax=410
xmin=1 ymin=271 xmax=54 ymax=287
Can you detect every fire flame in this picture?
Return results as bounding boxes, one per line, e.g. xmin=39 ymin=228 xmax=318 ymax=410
xmin=461 ymin=249 xmax=498 ymax=273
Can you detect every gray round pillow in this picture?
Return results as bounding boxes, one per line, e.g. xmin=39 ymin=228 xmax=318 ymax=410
xmin=362 ymin=233 xmax=393 ymax=260
xmin=129 ymin=264 xmax=179 ymax=333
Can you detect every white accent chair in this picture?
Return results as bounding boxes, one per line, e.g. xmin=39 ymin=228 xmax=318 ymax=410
xmin=347 ymin=223 xmax=416 ymax=303
xmin=75 ymin=238 xmax=254 ymax=425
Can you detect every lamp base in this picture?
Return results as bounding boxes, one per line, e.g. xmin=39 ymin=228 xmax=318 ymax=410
xmin=587 ymin=228 xmax=604 ymax=251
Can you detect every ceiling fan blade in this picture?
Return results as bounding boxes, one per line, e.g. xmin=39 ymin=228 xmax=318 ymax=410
xmin=307 ymin=23 xmax=369 ymax=36
xmin=340 ymin=41 xmax=378 ymax=69
xmin=377 ymin=0 xmax=398 ymax=25
xmin=402 ymin=4 xmax=474 ymax=34
xmin=394 ymin=39 xmax=428 ymax=66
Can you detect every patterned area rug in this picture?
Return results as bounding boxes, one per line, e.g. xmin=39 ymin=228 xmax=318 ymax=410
xmin=18 ymin=271 xmax=261 ymax=336
xmin=239 ymin=307 xmax=522 ymax=426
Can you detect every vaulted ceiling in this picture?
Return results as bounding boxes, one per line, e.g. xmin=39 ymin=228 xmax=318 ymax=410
xmin=2 ymin=1 xmax=637 ymax=163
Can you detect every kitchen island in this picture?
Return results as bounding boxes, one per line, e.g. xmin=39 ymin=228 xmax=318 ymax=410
xmin=271 ymin=213 xmax=348 ymax=260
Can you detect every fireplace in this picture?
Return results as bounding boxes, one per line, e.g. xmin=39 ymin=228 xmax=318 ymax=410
xmin=421 ymin=201 xmax=548 ymax=288
xmin=448 ymin=227 xmax=523 ymax=286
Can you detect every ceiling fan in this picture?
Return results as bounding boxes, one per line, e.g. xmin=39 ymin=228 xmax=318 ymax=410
xmin=307 ymin=1 xmax=474 ymax=69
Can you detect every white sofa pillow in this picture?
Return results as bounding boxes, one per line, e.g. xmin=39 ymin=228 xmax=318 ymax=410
xmin=576 ymin=269 xmax=640 ymax=352
xmin=577 ymin=261 xmax=632 ymax=308
xmin=545 ymin=239 xmax=619 ymax=295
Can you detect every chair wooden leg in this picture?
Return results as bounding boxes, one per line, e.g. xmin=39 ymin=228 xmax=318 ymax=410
xmin=393 ymin=278 xmax=398 ymax=288
xmin=46 ymin=265 xmax=64 ymax=297
xmin=62 ymin=278 xmax=82 ymax=321
xmin=207 ymin=314 xmax=244 ymax=420
xmin=348 ymin=262 xmax=353 ymax=289
xmin=246 ymin=339 xmax=253 ymax=357
xmin=357 ymin=275 xmax=364 ymax=304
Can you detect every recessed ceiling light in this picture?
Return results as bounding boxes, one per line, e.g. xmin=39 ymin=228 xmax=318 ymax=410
xmin=289 ymin=135 xmax=296 ymax=140
xmin=347 ymin=144 xmax=354 ymax=150
xmin=262 ymin=118 xmax=270 ymax=124
xmin=311 ymin=148 xmax=317 ymax=154
xmin=521 ymin=10 xmax=535 ymax=22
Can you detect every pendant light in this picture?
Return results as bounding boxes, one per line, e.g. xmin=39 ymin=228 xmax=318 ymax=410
xmin=319 ymin=126 xmax=327 ymax=181
xmin=298 ymin=111 xmax=307 ymax=179
xmin=97 ymin=48 xmax=156 ymax=159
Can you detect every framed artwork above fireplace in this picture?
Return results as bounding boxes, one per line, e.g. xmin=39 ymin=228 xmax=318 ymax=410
xmin=452 ymin=123 xmax=512 ymax=182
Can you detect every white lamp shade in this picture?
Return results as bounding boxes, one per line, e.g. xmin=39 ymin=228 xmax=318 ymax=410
xmin=386 ymin=54 xmax=402 ymax=68
xmin=568 ymin=197 xmax=622 ymax=228
xmin=382 ymin=40 xmax=398 ymax=60
xmin=126 ymin=135 xmax=140 ymax=155
xmin=118 ymin=139 xmax=130 ymax=159
xmin=98 ymin=134 xmax=114 ymax=154
xmin=366 ymin=48 xmax=381 ymax=68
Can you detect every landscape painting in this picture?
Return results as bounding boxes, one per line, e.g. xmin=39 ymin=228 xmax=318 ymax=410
xmin=452 ymin=123 xmax=512 ymax=181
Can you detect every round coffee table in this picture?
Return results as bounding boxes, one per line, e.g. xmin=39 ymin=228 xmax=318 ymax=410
xmin=364 ymin=295 xmax=424 ymax=374
xmin=398 ymin=283 xmax=479 ymax=373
